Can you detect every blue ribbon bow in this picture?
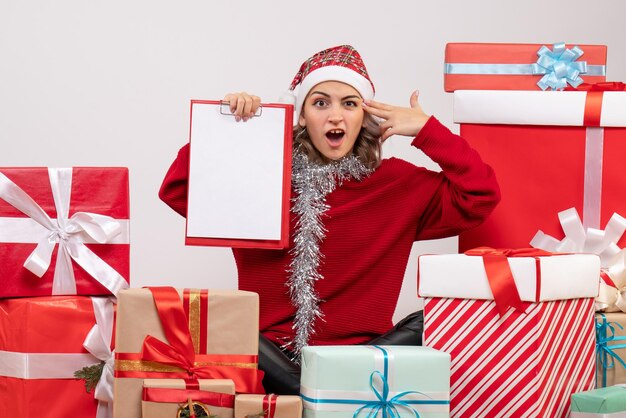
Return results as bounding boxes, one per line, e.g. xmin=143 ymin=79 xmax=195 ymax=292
xmin=353 ymin=346 xmax=422 ymax=418
xmin=532 ymin=42 xmax=587 ymax=90
xmin=596 ymin=313 xmax=626 ymax=387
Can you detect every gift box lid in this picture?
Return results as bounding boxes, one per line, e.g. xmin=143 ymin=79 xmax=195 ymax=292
xmin=453 ymin=90 xmax=626 ymax=127
xmin=571 ymin=385 xmax=626 ymax=413
xmin=418 ymin=253 xmax=600 ymax=301
xmin=444 ymin=42 xmax=607 ymax=92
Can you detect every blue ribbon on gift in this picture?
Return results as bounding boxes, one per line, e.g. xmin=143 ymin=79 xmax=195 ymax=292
xmin=444 ymin=42 xmax=606 ymax=91
xmin=596 ymin=313 xmax=626 ymax=388
xmin=300 ymin=345 xmax=449 ymax=417
xmin=533 ymin=43 xmax=586 ymax=90
xmin=353 ymin=346 xmax=420 ymax=418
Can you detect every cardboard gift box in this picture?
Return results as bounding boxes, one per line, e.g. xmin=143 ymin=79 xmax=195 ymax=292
xmin=142 ymin=379 xmax=235 ymax=418
xmin=571 ymin=385 xmax=626 ymax=417
xmin=453 ymin=88 xmax=626 ymax=254
xmin=597 ymin=313 xmax=626 ymax=388
xmin=0 ymin=296 xmax=115 ymax=418
xmin=444 ymin=42 xmax=607 ymax=92
xmin=300 ymin=345 xmax=450 ymax=418
xmin=114 ymin=287 xmax=264 ymax=418
xmin=0 ymin=167 xmax=130 ymax=297
xmin=418 ymin=251 xmax=600 ymax=418
xmin=235 ymin=394 xmax=302 ymax=418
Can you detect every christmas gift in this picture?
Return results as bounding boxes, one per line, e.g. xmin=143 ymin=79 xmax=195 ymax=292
xmin=0 ymin=167 xmax=130 ymax=297
xmin=418 ymin=250 xmax=600 ymax=417
xmin=454 ymin=85 xmax=626 ymax=254
xmin=597 ymin=313 xmax=626 ymax=388
xmin=571 ymin=385 xmax=626 ymax=417
xmin=235 ymin=394 xmax=302 ymax=418
xmin=114 ymin=287 xmax=264 ymax=418
xmin=0 ymin=296 xmax=115 ymax=418
xmin=444 ymin=42 xmax=607 ymax=91
xmin=300 ymin=345 xmax=450 ymax=418
xmin=142 ymin=379 xmax=235 ymax=418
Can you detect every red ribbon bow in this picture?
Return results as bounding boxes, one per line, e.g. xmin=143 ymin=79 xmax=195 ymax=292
xmin=464 ymin=247 xmax=553 ymax=317
xmin=139 ymin=287 xmax=265 ymax=393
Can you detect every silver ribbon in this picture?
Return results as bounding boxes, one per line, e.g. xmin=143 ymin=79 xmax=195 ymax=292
xmin=0 ymin=168 xmax=129 ymax=296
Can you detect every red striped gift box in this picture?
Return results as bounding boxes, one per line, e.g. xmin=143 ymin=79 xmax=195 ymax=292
xmin=419 ymin=252 xmax=600 ymax=417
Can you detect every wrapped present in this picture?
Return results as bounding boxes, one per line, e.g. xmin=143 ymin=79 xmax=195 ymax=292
xmin=0 ymin=167 xmax=130 ymax=297
xmin=454 ymin=85 xmax=626 ymax=254
xmin=418 ymin=250 xmax=600 ymax=417
xmin=596 ymin=313 xmax=626 ymax=388
xmin=571 ymin=385 xmax=626 ymax=417
xmin=114 ymin=287 xmax=264 ymax=418
xmin=234 ymin=394 xmax=302 ymax=418
xmin=0 ymin=296 xmax=115 ymax=418
xmin=444 ymin=42 xmax=607 ymax=92
xmin=300 ymin=345 xmax=450 ymax=418
xmin=142 ymin=379 xmax=235 ymax=418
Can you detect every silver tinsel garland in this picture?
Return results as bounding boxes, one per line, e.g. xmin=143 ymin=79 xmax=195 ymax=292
xmin=286 ymin=148 xmax=373 ymax=358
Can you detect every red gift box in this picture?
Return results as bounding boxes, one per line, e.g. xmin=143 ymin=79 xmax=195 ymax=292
xmin=444 ymin=42 xmax=607 ymax=92
xmin=418 ymin=252 xmax=599 ymax=417
xmin=453 ymin=89 xmax=626 ymax=253
xmin=0 ymin=296 xmax=115 ymax=418
xmin=0 ymin=167 xmax=130 ymax=297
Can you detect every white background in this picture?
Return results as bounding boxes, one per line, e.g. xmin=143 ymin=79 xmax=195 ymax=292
xmin=2 ymin=0 xmax=626 ymax=322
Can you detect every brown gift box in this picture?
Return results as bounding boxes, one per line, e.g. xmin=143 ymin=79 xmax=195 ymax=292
xmin=142 ymin=379 xmax=235 ymax=418
xmin=597 ymin=312 xmax=626 ymax=387
xmin=234 ymin=394 xmax=302 ymax=418
xmin=114 ymin=288 xmax=262 ymax=418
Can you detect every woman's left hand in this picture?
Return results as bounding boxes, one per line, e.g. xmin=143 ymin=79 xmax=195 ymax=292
xmin=362 ymin=90 xmax=430 ymax=142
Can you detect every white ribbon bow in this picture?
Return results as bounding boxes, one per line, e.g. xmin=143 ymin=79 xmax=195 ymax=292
xmin=0 ymin=168 xmax=129 ymax=296
xmin=83 ymin=297 xmax=115 ymax=418
xmin=531 ymin=207 xmax=626 ymax=311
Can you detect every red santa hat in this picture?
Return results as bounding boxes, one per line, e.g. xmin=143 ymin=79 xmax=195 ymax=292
xmin=280 ymin=45 xmax=375 ymax=118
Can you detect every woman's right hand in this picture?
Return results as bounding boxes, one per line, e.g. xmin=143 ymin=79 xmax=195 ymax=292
xmin=223 ymin=92 xmax=261 ymax=122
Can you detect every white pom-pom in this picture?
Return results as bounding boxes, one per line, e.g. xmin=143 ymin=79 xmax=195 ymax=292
xmin=278 ymin=90 xmax=297 ymax=105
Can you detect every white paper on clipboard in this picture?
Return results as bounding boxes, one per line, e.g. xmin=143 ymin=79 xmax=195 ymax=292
xmin=186 ymin=101 xmax=290 ymax=243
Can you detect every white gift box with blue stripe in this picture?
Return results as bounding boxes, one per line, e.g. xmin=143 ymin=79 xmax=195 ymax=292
xmin=300 ymin=345 xmax=450 ymax=418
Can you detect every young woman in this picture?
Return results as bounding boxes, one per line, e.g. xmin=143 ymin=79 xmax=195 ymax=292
xmin=159 ymin=45 xmax=500 ymax=394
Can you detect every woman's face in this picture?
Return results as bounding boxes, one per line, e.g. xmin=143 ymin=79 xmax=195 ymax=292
xmin=299 ymin=81 xmax=365 ymax=161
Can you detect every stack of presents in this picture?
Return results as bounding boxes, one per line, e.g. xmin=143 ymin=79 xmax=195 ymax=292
xmin=2 ymin=41 xmax=626 ymax=418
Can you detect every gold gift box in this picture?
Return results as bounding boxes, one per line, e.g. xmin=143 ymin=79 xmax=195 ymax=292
xmin=114 ymin=288 xmax=261 ymax=418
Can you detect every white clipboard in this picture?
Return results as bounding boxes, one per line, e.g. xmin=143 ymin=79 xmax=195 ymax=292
xmin=185 ymin=100 xmax=293 ymax=249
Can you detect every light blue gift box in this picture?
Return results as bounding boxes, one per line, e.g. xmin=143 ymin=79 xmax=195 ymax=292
xmin=300 ymin=345 xmax=450 ymax=418
xmin=571 ymin=386 xmax=626 ymax=418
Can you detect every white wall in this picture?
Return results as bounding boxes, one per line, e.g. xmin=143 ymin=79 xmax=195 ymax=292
xmin=2 ymin=0 xmax=625 ymax=322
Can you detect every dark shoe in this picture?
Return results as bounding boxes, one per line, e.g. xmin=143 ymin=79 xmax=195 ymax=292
xmin=258 ymin=334 xmax=301 ymax=395
xmin=367 ymin=310 xmax=423 ymax=346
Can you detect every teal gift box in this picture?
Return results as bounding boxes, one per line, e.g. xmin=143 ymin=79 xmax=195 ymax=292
xmin=571 ymin=386 xmax=626 ymax=417
xmin=300 ymin=345 xmax=450 ymax=418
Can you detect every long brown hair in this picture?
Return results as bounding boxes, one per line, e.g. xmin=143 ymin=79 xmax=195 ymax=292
xmin=292 ymin=113 xmax=382 ymax=170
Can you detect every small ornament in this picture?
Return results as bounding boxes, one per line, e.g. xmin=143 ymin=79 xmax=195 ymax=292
xmin=74 ymin=361 xmax=105 ymax=393
xmin=177 ymin=397 xmax=216 ymax=418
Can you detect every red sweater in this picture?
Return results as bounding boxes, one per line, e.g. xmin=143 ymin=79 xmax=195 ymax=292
xmin=159 ymin=117 xmax=500 ymax=346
